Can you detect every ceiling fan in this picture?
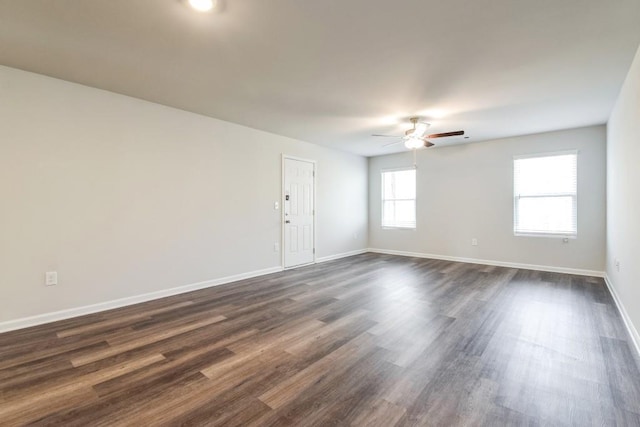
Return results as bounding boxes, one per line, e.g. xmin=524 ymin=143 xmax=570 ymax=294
xmin=372 ymin=117 xmax=464 ymax=149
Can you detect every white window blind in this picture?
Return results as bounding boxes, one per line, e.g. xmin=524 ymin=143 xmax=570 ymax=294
xmin=514 ymin=152 xmax=577 ymax=237
xmin=382 ymin=168 xmax=416 ymax=229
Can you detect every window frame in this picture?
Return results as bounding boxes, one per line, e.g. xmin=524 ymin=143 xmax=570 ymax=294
xmin=513 ymin=150 xmax=578 ymax=238
xmin=381 ymin=167 xmax=417 ymax=230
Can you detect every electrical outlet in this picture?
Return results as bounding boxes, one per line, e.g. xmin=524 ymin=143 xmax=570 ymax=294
xmin=274 ymin=242 xmax=279 ymax=252
xmin=471 ymin=238 xmax=478 ymax=246
xmin=562 ymin=238 xmax=569 ymax=244
xmin=45 ymin=271 xmax=57 ymax=286
xmin=353 ymin=232 xmax=358 ymax=240
xmin=615 ymin=259 xmax=620 ymax=272
xmin=274 ymin=201 xmax=279 ymax=210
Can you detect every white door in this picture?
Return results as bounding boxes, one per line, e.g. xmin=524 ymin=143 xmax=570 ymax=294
xmin=283 ymin=157 xmax=315 ymax=268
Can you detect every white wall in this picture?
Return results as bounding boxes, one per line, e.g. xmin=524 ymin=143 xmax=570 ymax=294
xmin=0 ymin=65 xmax=368 ymax=324
xmin=606 ymin=44 xmax=640 ymax=347
xmin=369 ymin=126 xmax=606 ymax=273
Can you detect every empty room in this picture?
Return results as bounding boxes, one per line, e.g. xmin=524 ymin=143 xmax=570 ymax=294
xmin=1 ymin=0 xmax=640 ymax=425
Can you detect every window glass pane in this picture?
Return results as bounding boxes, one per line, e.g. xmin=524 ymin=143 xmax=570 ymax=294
xmin=515 ymin=154 xmax=576 ymax=196
xmin=393 ymin=200 xmax=416 ymax=227
xmin=516 ymin=196 xmax=576 ymax=235
xmin=393 ymin=170 xmax=416 ymax=200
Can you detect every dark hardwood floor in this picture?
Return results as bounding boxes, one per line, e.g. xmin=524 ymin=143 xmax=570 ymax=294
xmin=1 ymin=253 xmax=639 ymax=426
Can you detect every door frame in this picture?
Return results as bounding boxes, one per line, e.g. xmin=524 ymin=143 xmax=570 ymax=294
xmin=281 ymin=154 xmax=317 ymax=270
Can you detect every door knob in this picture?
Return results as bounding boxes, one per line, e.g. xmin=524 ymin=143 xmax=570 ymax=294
xmin=285 ymin=220 xmax=290 ymax=224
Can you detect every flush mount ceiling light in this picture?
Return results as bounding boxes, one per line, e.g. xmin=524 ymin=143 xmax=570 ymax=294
xmin=187 ymin=0 xmax=216 ymax=12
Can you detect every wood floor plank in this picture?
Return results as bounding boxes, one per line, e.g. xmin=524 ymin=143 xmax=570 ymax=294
xmin=1 ymin=253 xmax=639 ymax=425
xmin=350 ymin=398 xmax=407 ymax=427
xmin=55 ymin=301 xmax=196 ymax=338
xmin=70 ymin=315 xmax=226 ymax=366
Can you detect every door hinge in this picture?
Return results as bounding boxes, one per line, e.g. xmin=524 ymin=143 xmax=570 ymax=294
xmin=313 ymin=171 xmax=315 ymax=177
xmin=313 ymin=248 xmax=316 ymax=254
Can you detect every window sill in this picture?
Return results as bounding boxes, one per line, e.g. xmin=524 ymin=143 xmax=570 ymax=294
xmin=382 ymin=226 xmax=416 ymax=231
xmin=514 ymin=232 xmax=577 ymax=239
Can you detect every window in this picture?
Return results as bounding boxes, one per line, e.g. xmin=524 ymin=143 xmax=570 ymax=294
xmin=382 ymin=168 xmax=416 ymax=229
xmin=514 ymin=152 xmax=577 ymax=237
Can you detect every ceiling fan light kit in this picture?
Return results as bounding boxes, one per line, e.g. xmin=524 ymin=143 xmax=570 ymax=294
xmin=404 ymin=138 xmax=426 ymax=149
xmin=187 ymin=0 xmax=217 ymax=12
xmin=372 ymin=116 xmax=465 ymax=151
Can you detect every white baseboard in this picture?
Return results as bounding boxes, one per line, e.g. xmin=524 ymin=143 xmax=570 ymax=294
xmin=367 ymin=248 xmax=605 ymax=278
xmin=316 ymin=249 xmax=368 ymax=264
xmin=604 ymin=274 xmax=640 ymax=358
xmin=0 ymin=266 xmax=283 ymax=334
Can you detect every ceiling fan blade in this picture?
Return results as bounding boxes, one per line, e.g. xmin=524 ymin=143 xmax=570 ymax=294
xmin=424 ymin=141 xmax=435 ymax=148
xmin=372 ymin=134 xmax=402 ymax=138
xmin=382 ymin=140 xmax=403 ymax=147
xmin=427 ymin=130 xmax=465 ymax=139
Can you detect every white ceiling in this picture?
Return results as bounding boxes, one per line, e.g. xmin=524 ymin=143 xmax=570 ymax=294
xmin=1 ymin=0 xmax=639 ymax=156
